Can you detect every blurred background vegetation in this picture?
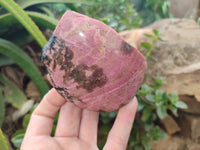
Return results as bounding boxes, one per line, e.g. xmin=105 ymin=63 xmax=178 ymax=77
xmin=0 ymin=0 xmax=191 ymax=150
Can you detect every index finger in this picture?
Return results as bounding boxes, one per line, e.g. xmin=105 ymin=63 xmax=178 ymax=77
xmin=25 ymin=88 xmax=66 ymax=137
xmin=103 ymin=97 xmax=138 ymax=150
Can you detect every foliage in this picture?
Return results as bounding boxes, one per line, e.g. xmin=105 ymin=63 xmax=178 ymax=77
xmin=67 ymin=0 xmax=172 ymax=32
xmin=11 ymin=129 xmax=26 ymax=148
xmin=0 ymin=74 xmax=27 ymax=109
xmin=0 ymin=55 xmax=14 ymax=67
xmin=70 ymin=0 xmax=142 ymax=32
xmin=0 ymin=11 xmax=58 ymax=35
xmin=133 ymin=0 xmax=173 ymax=26
xmin=0 ymin=129 xmax=9 ymax=150
xmin=11 ymin=104 xmax=37 ymax=148
xmin=0 ymin=39 xmax=49 ymax=96
xmin=141 ymin=29 xmax=165 ymax=60
xmin=132 ymin=78 xmax=187 ymax=150
xmin=15 ymin=0 xmax=93 ymax=9
xmin=0 ymin=0 xmax=47 ymax=48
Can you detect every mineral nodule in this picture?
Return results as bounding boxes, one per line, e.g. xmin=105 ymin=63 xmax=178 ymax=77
xmin=42 ymin=10 xmax=147 ymax=112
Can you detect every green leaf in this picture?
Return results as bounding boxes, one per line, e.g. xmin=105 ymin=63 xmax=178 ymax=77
xmin=175 ymin=101 xmax=188 ymax=109
xmin=153 ymin=29 xmax=159 ymax=36
xmin=51 ymin=124 xmax=57 ymax=136
xmin=17 ymin=0 xmax=93 ymax=9
xmin=156 ymin=105 xmax=167 ymax=119
xmin=170 ymin=93 xmax=178 ymax=104
xmin=162 ymin=2 xmax=170 ymax=17
xmin=158 ymin=37 xmax=166 ymax=41
xmin=154 ymin=77 xmax=166 ymax=87
xmin=161 ymin=92 xmax=168 ymax=102
xmin=142 ymin=138 xmax=151 ymax=150
xmin=0 ymin=74 xmax=27 ymax=109
xmin=144 ymin=122 xmax=153 ymax=131
xmin=141 ymin=42 xmax=152 ymax=50
xmin=134 ymin=145 xmax=143 ymax=150
xmin=52 ymin=3 xmax=67 ymax=14
xmin=0 ymin=38 xmax=49 ymax=96
xmin=11 ymin=129 xmax=25 ymax=148
xmin=0 ymin=11 xmax=58 ymax=31
xmin=28 ymin=11 xmax=58 ymax=30
xmin=23 ymin=114 xmax=31 ymax=129
xmin=169 ymin=105 xmax=178 ymax=117
xmin=144 ymin=33 xmax=154 ymax=38
xmin=198 ymin=17 xmax=200 ymax=25
xmin=54 ymin=112 xmax=60 ymax=125
xmin=37 ymin=6 xmax=55 ymax=18
xmin=0 ymin=129 xmax=9 ymax=150
xmin=3 ymin=29 xmax=34 ymax=47
xmin=147 ymin=126 xmax=167 ymax=143
xmin=155 ymin=89 xmax=165 ymax=103
xmin=145 ymin=93 xmax=156 ymax=103
xmin=0 ymin=89 xmax=5 ymax=127
xmin=158 ymin=131 xmax=168 ymax=141
xmin=138 ymin=84 xmax=154 ymax=95
xmin=30 ymin=103 xmax=38 ymax=114
xmin=0 ymin=0 xmax=47 ymax=48
xmin=0 ymin=55 xmax=14 ymax=67
xmin=137 ymin=97 xmax=145 ymax=111
xmin=141 ymin=108 xmax=152 ymax=122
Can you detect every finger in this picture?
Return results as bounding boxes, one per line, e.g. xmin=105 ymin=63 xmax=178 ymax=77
xmin=79 ymin=110 xmax=99 ymax=144
xmin=25 ymin=88 xmax=66 ymax=137
xmin=55 ymin=102 xmax=82 ymax=137
xmin=103 ymin=97 xmax=138 ymax=150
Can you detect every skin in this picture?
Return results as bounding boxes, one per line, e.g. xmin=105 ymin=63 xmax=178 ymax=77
xmin=21 ymin=88 xmax=138 ymax=150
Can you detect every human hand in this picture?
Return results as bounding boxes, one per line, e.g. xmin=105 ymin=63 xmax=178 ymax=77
xmin=21 ymin=88 xmax=137 ymax=150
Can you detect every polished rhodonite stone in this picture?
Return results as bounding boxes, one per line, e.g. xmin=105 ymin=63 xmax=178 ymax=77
xmin=42 ymin=10 xmax=147 ymax=112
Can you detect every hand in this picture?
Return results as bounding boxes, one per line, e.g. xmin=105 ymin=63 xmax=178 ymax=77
xmin=21 ymin=88 xmax=137 ymax=150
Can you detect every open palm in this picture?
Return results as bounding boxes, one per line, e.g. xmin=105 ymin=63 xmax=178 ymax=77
xmin=21 ymin=88 xmax=137 ymax=150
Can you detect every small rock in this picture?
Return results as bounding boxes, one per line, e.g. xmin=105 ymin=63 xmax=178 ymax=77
xmin=25 ymin=81 xmax=41 ymax=102
xmin=121 ymin=18 xmax=200 ymax=84
xmin=160 ymin=115 xmax=180 ymax=135
xmin=152 ymin=136 xmax=185 ymax=150
xmin=2 ymin=66 xmax=25 ymax=89
xmin=162 ymin=64 xmax=200 ymax=102
xmin=179 ymin=95 xmax=200 ymax=115
xmin=177 ymin=113 xmax=200 ymax=140
xmin=120 ymin=29 xmax=153 ymax=49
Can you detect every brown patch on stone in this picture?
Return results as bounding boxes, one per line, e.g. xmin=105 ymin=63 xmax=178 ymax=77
xmin=120 ymin=41 xmax=133 ymax=54
xmin=69 ymin=63 xmax=108 ymax=92
xmin=53 ymin=59 xmax=56 ymax=70
xmin=42 ymin=55 xmax=52 ymax=67
xmin=54 ymin=87 xmax=76 ymax=103
xmin=42 ymin=35 xmax=108 ymax=100
xmin=65 ymin=47 xmax=74 ymax=60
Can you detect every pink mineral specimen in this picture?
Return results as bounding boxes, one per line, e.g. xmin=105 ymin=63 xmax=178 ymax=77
xmin=42 ymin=10 xmax=147 ymax=112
